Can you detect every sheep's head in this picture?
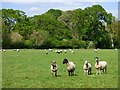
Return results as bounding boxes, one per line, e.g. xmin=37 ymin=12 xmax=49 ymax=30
xmin=95 ymin=57 xmax=99 ymax=65
xmin=63 ymin=58 xmax=68 ymax=64
xmin=85 ymin=61 xmax=88 ymax=64
xmin=51 ymin=61 xmax=57 ymax=67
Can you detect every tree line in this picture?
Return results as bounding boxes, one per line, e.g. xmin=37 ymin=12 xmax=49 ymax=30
xmin=1 ymin=5 xmax=119 ymax=49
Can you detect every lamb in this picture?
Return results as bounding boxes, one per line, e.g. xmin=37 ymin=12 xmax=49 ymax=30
xmin=51 ymin=61 xmax=58 ymax=77
xmin=83 ymin=61 xmax=92 ymax=75
xmin=95 ymin=57 xmax=107 ymax=75
xmin=62 ymin=58 xmax=75 ymax=76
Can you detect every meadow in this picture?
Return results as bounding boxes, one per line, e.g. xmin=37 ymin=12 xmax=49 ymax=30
xmin=2 ymin=49 xmax=118 ymax=88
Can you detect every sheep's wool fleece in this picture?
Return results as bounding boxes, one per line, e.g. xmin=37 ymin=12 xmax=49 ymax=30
xmin=83 ymin=63 xmax=91 ymax=69
xmin=51 ymin=65 xmax=57 ymax=72
xmin=67 ymin=62 xmax=75 ymax=70
xmin=95 ymin=61 xmax=107 ymax=69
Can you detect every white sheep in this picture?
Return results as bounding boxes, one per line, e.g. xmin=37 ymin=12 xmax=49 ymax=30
xmin=55 ymin=50 xmax=61 ymax=54
xmin=2 ymin=49 xmax=6 ymax=52
xmin=16 ymin=49 xmax=19 ymax=52
xmin=95 ymin=57 xmax=107 ymax=75
xmin=83 ymin=61 xmax=92 ymax=75
xmin=60 ymin=50 xmax=62 ymax=53
xmin=51 ymin=61 xmax=58 ymax=77
xmin=64 ymin=50 xmax=67 ymax=53
xmin=94 ymin=49 xmax=98 ymax=53
xmin=63 ymin=58 xmax=75 ymax=76
xmin=45 ymin=49 xmax=48 ymax=54
xmin=49 ymin=49 xmax=52 ymax=52
xmin=71 ymin=50 xmax=75 ymax=54
xmin=13 ymin=49 xmax=19 ymax=52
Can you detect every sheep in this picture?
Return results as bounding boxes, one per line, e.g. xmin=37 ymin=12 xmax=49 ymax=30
xmin=95 ymin=57 xmax=107 ymax=75
xmin=16 ymin=49 xmax=19 ymax=52
xmin=62 ymin=58 xmax=75 ymax=76
xmin=44 ymin=49 xmax=48 ymax=54
xmin=51 ymin=61 xmax=58 ymax=77
xmin=94 ymin=48 xmax=98 ymax=53
xmin=2 ymin=49 xmax=6 ymax=52
xmin=64 ymin=50 xmax=67 ymax=53
xmin=71 ymin=50 xmax=75 ymax=54
xmin=60 ymin=50 xmax=62 ymax=53
xmin=83 ymin=61 xmax=92 ymax=75
xmin=55 ymin=50 xmax=61 ymax=54
xmin=49 ymin=49 xmax=52 ymax=52
xmin=13 ymin=49 xmax=19 ymax=52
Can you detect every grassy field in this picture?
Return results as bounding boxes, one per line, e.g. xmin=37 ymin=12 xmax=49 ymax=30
xmin=2 ymin=49 xmax=118 ymax=88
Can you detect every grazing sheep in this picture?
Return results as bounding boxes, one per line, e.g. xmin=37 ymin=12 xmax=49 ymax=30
xmin=83 ymin=61 xmax=92 ymax=75
xmin=63 ymin=58 xmax=75 ymax=76
xmin=55 ymin=50 xmax=61 ymax=54
xmin=13 ymin=49 xmax=19 ymax=52
xmin=2 ymin=49 xmax=6 ymax=52
xmin=95 ymin=57 xmax=107 ymax=75
xmin=64 ymin=50 xmax=67 ymax=53
xmin=49 ymin=49 xmax=52 ymax=52
xmin=14 ymin=49 xmax=16 ymax=51
xmin=16 ymin=49 xmax=19 ymax=52
xmin=94 ymin=49 xmax=98 ymax=53
xmin=60 ymin=50 xmax=62 ymax=53
xmin=51 ymin=61 xmax=58 ymax=77
xmin=71 ymin=50 xmax=75 ymax=54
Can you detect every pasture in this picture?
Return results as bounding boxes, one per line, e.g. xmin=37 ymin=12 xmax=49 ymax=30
xmin=2 ymin=49 xmax=118 ymax=88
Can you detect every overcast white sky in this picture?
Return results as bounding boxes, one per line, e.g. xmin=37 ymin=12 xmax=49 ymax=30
xmin=2 ymin=0 xmax=119 ymax=19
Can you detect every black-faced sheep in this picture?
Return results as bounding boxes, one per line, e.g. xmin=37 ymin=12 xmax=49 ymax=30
xmin=63 ymin=58 xmax=75 ymax=76
xmin=95 ymin=57 xmax=107 ymax=75
xmin=51 ymin=61 xmax=58 ymax=77
xmin=83 ymin=61 xmax=92 ymax=75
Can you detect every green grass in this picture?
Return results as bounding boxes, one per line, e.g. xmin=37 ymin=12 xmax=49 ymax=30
xmin=2 ymin=49 xmax=118 ymax=88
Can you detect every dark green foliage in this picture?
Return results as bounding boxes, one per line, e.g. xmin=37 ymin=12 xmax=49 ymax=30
xmin=1 ymin=5 xmax=119 ymax=49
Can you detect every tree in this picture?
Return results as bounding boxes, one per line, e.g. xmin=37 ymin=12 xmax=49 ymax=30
xmin=30 ymin=30 xmax=48 ymax=48
xmin=106 ymin=17 xmax=118 ymax=48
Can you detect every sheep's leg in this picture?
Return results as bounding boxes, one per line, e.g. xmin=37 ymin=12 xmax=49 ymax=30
xmin=55 ymin=71 xmax=57 ymax=77
xmin=84 ymin=70 xmax=87 ymax=75
xmin=103 ymin=69 xmax=104 ymax=73
xmin=88 ymin=69 xmax=92 ymax=75
xmin=99 ymin=69 xmax=101 ymax=74
xmin=72 ymin=71 xmax=74 ymax=76
xmin=51 ymin=72 xmax=54 ymax=76
xmin=68 ymin=71 xmax=70 ymax=76
xmin=96 ymin=69 xmax=98 ymax=75
xmin=87 ymin=70 xmax=89 ymax=75
xmin=105 ymin=66 xmax=107 ymax=73
xmin=89 ymin=68 xmax=92 ymax=75
xmin=96 ymin=69 xmax=100 ymax=75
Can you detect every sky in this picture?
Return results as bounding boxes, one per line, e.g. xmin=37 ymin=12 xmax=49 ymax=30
xmin=1 ymin=0 xmax=119 ymax=19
